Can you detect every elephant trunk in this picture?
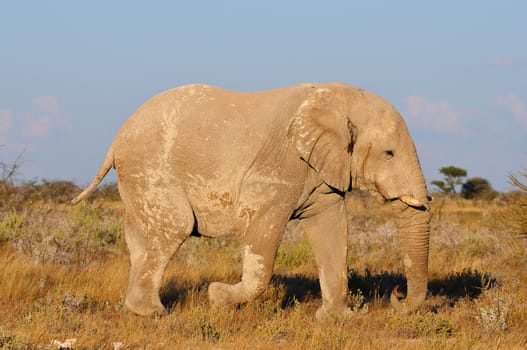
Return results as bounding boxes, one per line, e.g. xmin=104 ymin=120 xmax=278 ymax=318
xmin=390 ymin=199 xmax=430 ymax=313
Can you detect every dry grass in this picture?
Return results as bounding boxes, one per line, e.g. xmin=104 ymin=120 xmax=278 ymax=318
xmin=1 ymin=191 xmax=526 ymax=349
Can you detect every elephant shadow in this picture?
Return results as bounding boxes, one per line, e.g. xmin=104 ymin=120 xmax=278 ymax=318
xmin=274 ymin=268 xmax=497 ymax=310
xmin=160 ymin=268 xmax=496 ymax=312
xmin=160 ymin=279 xmax=210 ymax=309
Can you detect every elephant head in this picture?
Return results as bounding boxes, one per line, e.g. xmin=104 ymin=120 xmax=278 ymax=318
xmin=289 ymin=84 xmax=430 ymax=312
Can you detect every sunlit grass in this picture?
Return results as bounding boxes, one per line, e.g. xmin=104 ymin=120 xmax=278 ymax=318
xmin=1 ymin=191 xmax=526 ymax=349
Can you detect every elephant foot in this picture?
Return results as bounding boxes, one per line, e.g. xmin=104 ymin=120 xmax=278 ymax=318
xmin=208 ymin=280 xmax=265 ymax=307
xmin=315 ymin=304 xmax=354 ymax=321
xmin=125 ymin=292 xmax=166 ymax=316
xmin=208 ymin=282 xmax=242 ymax=307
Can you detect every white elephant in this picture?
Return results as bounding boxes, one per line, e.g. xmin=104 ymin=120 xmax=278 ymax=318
xmin=73 ymin=83 xmax=430 ymax=318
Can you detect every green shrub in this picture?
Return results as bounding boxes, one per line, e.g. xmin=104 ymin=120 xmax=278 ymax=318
xmin=389 ymin=313 xmax=455 ymax=338
xmin=497 ymin=191 xmax=527 ymax=240
xmin=0 ymin=180 xmax=121 ymax=212
xmin=35 ymin=180 xmax=80 ymax=203
xmin=63 ymin=203 xmax=124 ymax=266
xmin=0 ymin=202 xmax=124 ymax=266
xmin=0 ymin=329 xmax=31 ymax=350
xmin=0 ymin=209 xmax=27 ymax=246
xmin=0 ymin=179 xmax=80 ymax=210
xmin=276 ymin=238 xmax=313 ymax=268
xmin=91 ymin=182 xmax=120 ymax=202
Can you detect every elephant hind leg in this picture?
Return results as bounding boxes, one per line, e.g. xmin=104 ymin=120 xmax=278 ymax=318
xmin=123 ymin=198 xmax=194 ymax=316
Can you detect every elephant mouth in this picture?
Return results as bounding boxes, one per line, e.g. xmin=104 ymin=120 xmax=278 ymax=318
xmin=359 ymin=181 xmax=429 ymax=210
xmin=373 ymin=183 xmax=429 ymax=209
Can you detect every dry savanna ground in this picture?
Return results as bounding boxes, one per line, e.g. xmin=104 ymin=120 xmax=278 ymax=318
xmin=0 ymin=186 xmax=526 ymax=349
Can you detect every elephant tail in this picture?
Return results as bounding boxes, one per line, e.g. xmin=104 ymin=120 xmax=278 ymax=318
xmin=71 ymin=147 xmax=114 ymax=205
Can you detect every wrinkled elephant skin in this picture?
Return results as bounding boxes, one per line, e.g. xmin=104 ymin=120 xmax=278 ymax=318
xmin=72 ymin=83 xmax=431 ymax=318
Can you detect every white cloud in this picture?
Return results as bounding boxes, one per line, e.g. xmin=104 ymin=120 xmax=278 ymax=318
xmin=32 ymin=95 xmax=69 ymax=129
xmin=404 ymin=95 xmax=468 ymax=135
xmin=489 ymin=56 xmax=519 ymax=67
xmin=21 ymin=114 xmax=51 ymax=138
xmin=496 ymin=94 xmax=527 ymax=127
xmin=0 ymin=96 xmax=68 ymax=141
xmin=20 ymin=96 xmax=63 ymax=138
xmin=0 ymin=109 xmax=13 ymax=134
xmin=32 ymin=96 xmax=61 ymax=115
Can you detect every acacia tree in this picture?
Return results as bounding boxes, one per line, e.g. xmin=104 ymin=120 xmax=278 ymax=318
xmin=461 ymin=177 xmax=497 ymax=200
xmin=431 ymin=166 xmax=467 ymax=194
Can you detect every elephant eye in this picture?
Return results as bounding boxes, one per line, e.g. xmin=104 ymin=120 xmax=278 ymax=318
xmin=384 ymin=150 xmax=394 ymax=160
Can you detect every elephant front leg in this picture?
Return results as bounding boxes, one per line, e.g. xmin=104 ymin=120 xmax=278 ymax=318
xmin=301 ymin=198 xmax=351 ymax=319
xmin=208 ymin=216 xmax=284 ymax=307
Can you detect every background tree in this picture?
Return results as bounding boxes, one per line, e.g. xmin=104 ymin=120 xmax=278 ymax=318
xmin=431 ymin=166 xmax=467 ymax=194
xmin=0 ymin=148 xmax=26 ymax=209
xmin=1 ymin=148 xmax=25 ymax=195
xmin=1 ymin=148 xmax=25 ymax=184
xmin=510 ymin=169 xmax=527 ymax=192
xmin=461 ymin=177 xmax=497 ymax=200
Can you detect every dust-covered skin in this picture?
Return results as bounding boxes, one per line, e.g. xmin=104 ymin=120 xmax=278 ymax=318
xmin=73 ymin=83 xmax=431 ymax=318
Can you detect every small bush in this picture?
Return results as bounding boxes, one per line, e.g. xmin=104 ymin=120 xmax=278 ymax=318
xmin=276 ymin=238 xmax=313 ymax=268
xmin=389 ymin=313 xmax=455 ymax=338
xmin=0 ymin=179 xmax=121 ymax=211
xmin=0 ymin=202 xmax=124 ymax=266
xmin=34 ymin=180 xmax=80 ymax=203
xmin=0 ymin=329 xmax=31 ymax=350
xmin=473 ymin=286 xmax=512 ymax=334
xmin=347 ymin=288 xmax=368 ymax=313
xmin=496 ymin=191 xmax=527 ymax=240
xmin=91 ymin=182 xmax=120 ymax=202
xmin=60 ymin=203 xmax=124 ymax=266
xmin=0 ymin=209 xmax=27 ymax=246
xmin=1 ymin=179 xmax=80 ymax=209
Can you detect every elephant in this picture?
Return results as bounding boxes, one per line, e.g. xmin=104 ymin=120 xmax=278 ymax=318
xmin=72 ymin=82 xmax=431 ymax=318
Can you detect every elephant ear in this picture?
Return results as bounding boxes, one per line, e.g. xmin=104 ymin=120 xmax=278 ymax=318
xmin=288 ymin=88 xmax=353 ymax=192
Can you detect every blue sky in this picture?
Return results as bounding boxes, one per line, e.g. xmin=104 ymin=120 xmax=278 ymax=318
xmin=1 ymin=1 xmax=526 ymax=191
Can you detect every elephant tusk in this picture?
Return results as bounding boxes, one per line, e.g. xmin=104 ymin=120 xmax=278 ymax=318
xmin=399 ymin=195 xmax=423 ymax=208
